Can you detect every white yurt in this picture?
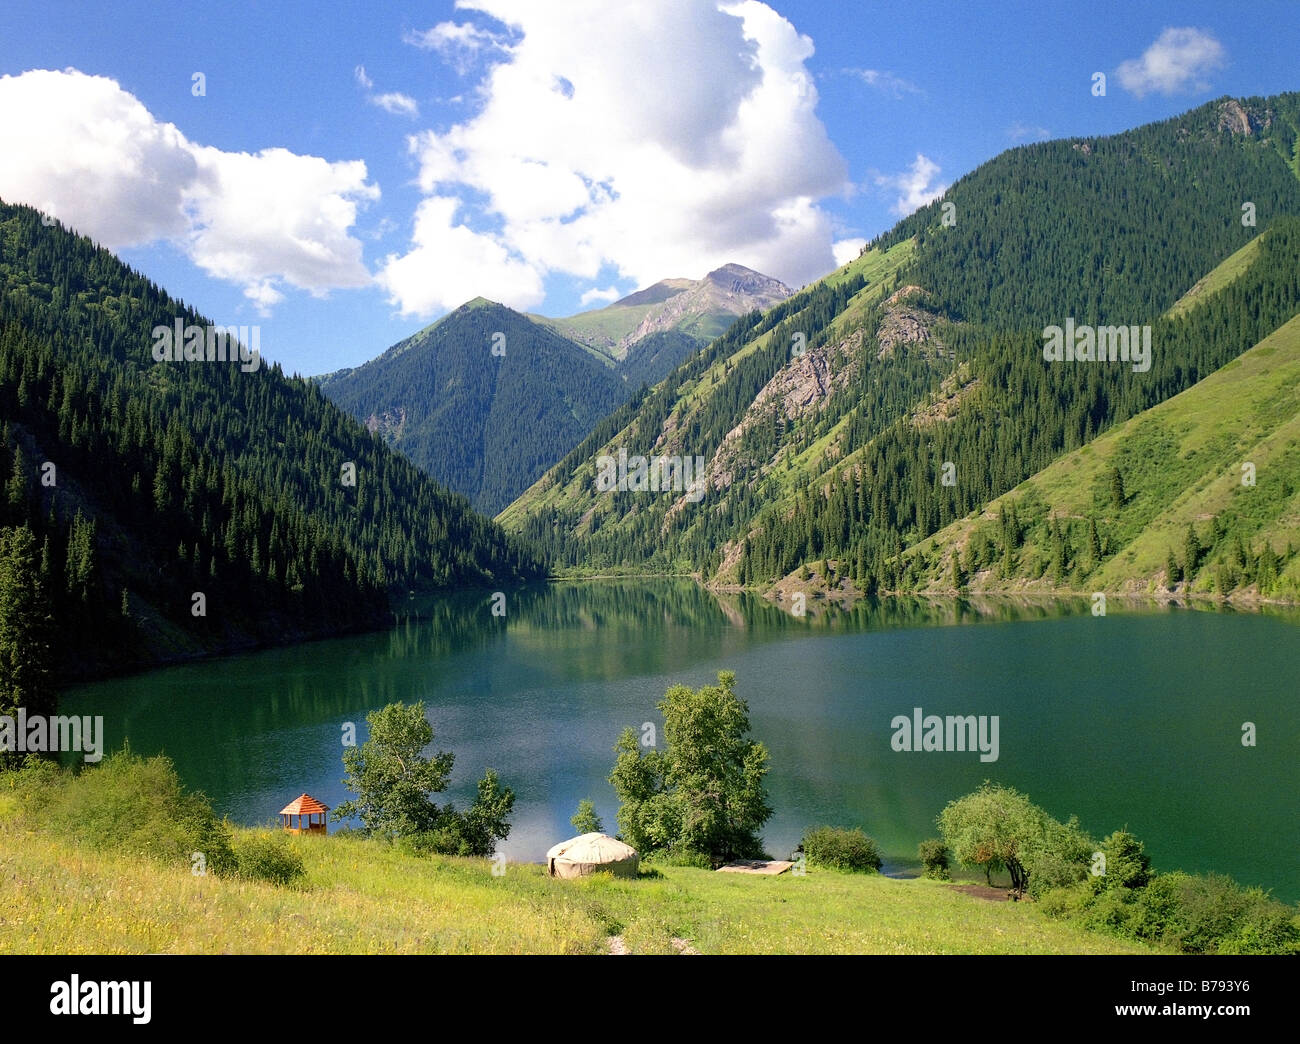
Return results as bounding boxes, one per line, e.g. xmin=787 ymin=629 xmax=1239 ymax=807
xmin=546 ymin=832 xmax=639 ymax=879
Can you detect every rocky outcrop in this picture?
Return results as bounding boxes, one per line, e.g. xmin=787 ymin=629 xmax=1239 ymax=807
xmin=618 ymin=264 xmax=792 ymax=353
xmin=365 ymin=406 xmax=406 ymax=439
xmin=1216 ymin=98 xmax=1270 ymax=136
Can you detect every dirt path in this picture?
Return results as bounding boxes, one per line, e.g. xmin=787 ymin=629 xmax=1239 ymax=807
xmin=947 ymin=883 xmax=1015 ymax=901
xmin=606 ymin=934 xmax=699 ymax=954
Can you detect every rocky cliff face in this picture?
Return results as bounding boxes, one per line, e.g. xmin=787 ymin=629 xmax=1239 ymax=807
xmin=660 ymin=285 xmax=946 ymax=525
xmin=617 ymin=264 xmax=793 ymax=353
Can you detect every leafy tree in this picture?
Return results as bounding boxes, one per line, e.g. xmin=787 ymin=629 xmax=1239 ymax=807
xmin=334 ymin=701 xmax=514 ymax=856
xmin=452 ymin=768 xmax=516 ymax=857
xmin=570 ymin=798 xmax=603 ymax=835
xmin=610 ymin=671 xmax=771 ymax=865
xmin=334 ymin=701 xmax=455 ymax=837
xmin=938 ymin=781 xmax=1090 ymax=895
xmin=1094 ymin=829 xmax=1152 ymax=892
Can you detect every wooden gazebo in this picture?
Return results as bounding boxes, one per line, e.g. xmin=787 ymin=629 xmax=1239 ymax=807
xmin=279 ymin=793 xmax=329 ymax=835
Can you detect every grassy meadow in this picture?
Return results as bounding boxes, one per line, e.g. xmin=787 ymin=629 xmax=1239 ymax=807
xmin=0 ymin=823 xmax=1155 ymax=955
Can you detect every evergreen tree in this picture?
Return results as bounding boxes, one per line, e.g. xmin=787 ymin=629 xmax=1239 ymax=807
xmin=1183 ymin=524 xmax=1202 ymax=580
xmin=0 ymin=525 xmax=55 ymax=736
xmin=1109 ymin=467 xmax=1126 ymax=510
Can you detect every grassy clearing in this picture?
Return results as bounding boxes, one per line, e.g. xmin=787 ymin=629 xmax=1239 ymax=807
xmin=1166 ymin=234 xmax=1265 ymax=318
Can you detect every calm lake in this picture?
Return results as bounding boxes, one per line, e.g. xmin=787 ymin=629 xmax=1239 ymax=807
xmin=60 ymin=581 xmax=1300 ymax=902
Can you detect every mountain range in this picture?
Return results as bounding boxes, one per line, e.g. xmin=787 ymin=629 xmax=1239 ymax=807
xmin=499 ymin=93 xmax=1300 ymax=604
xmin=4 ymin=91 xmax=1300 ymax=691
xmin=317 ymin=264 xmax=791 ymax=514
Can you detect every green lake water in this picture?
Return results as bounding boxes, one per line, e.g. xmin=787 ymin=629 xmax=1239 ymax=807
xmin=60 ymin=581 xmax=1300 ymax=902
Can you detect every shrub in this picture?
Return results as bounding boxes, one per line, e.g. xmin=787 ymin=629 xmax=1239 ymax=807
xmin=918 ymin=838 xmax=950 ymax=880
xmin=1157 ymin=873 xmax=1299 ymax=955
xmin=1092 ymin=830 xmax=1151 ymax=891
xmin=1080 ymin=885 xmax=1145 ymax=937
xmin=1218 ymin=898 xmax=1300 ymax=955
xmin=801 ymin=826 xmax=882 ymax=873
xmin=234 ymin=831 xmax=306 ymax=886
xmin=1037 ymin=883 xmax=1094 ymax=921
xmin=1024 ymin=816 xmax=1095 ymax=899
xmin=18 ymin=750 xmax=236 ymax=875
xmin=1075 ymin=869 xmax=1300 ymax=954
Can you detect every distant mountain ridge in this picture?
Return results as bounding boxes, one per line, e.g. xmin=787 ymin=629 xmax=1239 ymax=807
xmin=319 ymin=264 xmax=791 ymax=513
xmin=536 ymin=263 xmax=793 ymax=360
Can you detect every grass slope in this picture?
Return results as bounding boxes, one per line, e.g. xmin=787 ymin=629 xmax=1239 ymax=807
xmin=0 ymin=826 xmax=1153 ymax=955
xmin=905 ymin=311 xmax=1300 ymax=597
xmin=1166 ymin=234 xmax=1265 ymax=318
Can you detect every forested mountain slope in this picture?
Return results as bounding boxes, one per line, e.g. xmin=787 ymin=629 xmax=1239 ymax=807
xmin=501 ymin=93 xmax=1300 ymax=596
xmin=899 ymin=298 xmax=1300 ymax=601
xmin=318 ymin=301 xmax=625 ymax=515
xmin=320 ymin=266 xmax=791 ymax=514
xmin=0 ymin=201 xmax=544 ymax=683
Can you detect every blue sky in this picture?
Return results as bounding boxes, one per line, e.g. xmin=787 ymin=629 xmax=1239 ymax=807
xmin=0 ymin=1 xmax=1296 ymax=376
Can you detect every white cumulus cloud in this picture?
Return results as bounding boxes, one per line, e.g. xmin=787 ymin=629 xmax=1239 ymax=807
xmin=0 ymin=69 xmax=378 ymax=314
xmin=579 ymin=285 xmax=622 ymax=307
xmin=377 ymin=196 xmax=544 ymax=316
xmin=1116 ymin=27 xmax=1226 ymax=98
xmin=832 ymin=238 xmax=866 ymax=267
xmin=876 ymin=153 xmax=946 ymax=217
xmin=382 ymin=0 xmax=850 ymax=318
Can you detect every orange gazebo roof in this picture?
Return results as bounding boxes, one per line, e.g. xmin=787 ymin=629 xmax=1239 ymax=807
xmin=280 ymin=793 xmax=329 ymax=816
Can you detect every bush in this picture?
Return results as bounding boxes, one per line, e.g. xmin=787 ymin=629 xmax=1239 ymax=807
xmin=1037 ymin=883 xmax=1094 ymax=921
xmin=1156 ymin=873 xmax=1300 ymax=955
xmin=918 ymin=838 xmax=950 ymax=880
xmin=12 ymin=750 xmax=236 ymax=875
xmin=1092 ymin=830 xmax=1151 ymax=892
xmin=1024 ymin=816 xmax=1095 ymax=900
xmin=1072 ymin=868 xmax=1300 ymax=954
xmin=1080 ymin=884 xmax=1145 ymax=937
xmin=801 ymin=826 xmax=882 ymax=873
xmin=1218 ymin=899 xmax=1300 ymax=955
xmin=233 ymin=831 xmax=306 ymax=886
